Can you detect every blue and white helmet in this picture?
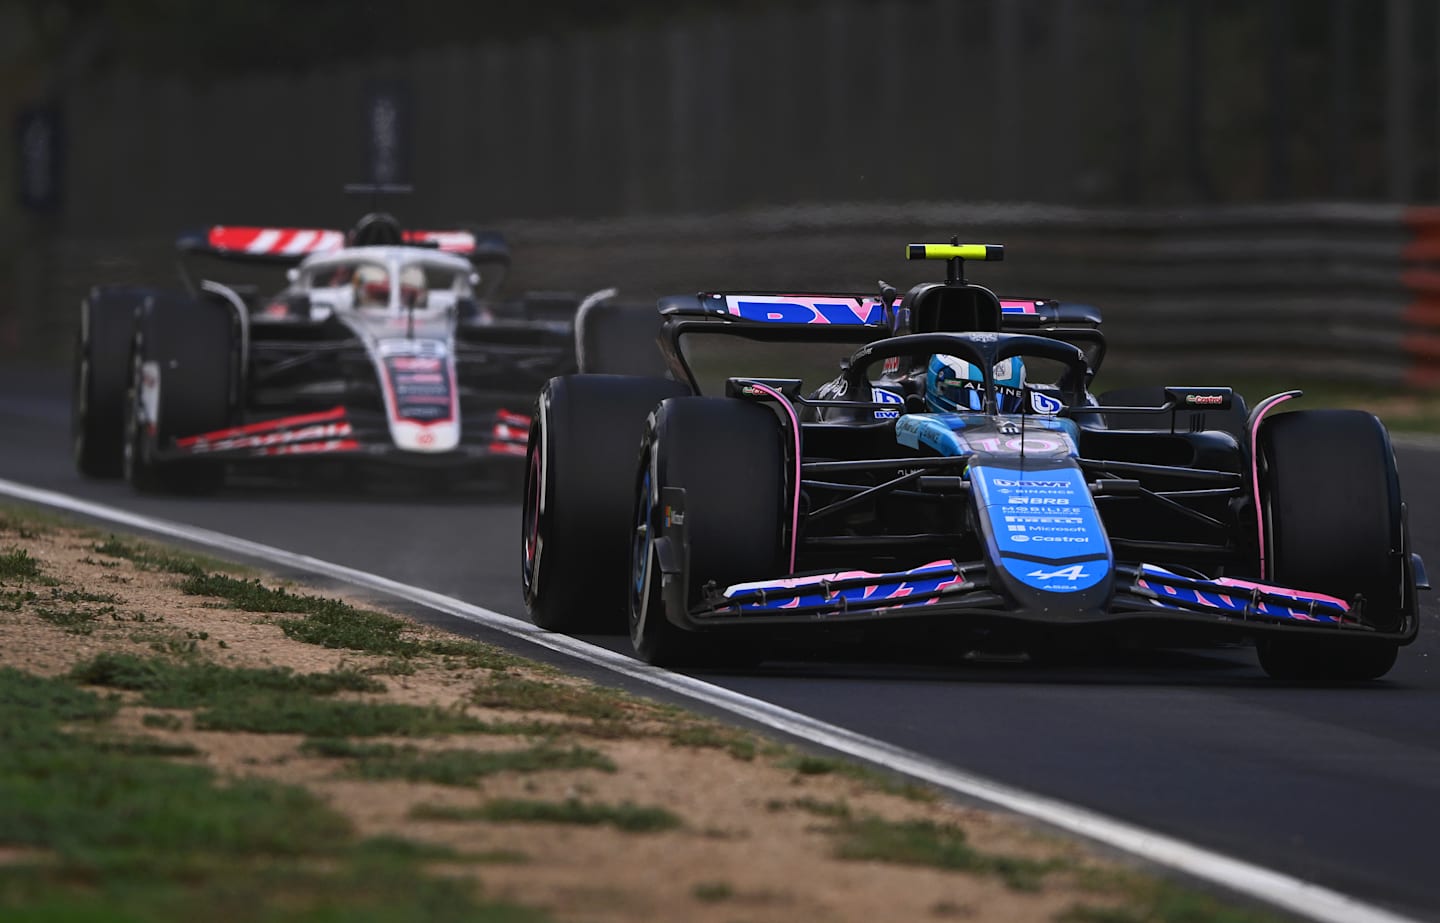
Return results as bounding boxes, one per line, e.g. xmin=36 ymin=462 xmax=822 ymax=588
xmin=925 ymin=355 xmax=1026 ymax=413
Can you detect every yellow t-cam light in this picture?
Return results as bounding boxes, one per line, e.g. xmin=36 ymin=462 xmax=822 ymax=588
xmin=905 ymin=243 xmax=1005 ymax=261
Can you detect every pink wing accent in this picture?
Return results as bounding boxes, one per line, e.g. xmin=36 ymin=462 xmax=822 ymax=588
xmin=739 ymin=381 xmax=802 ymax=574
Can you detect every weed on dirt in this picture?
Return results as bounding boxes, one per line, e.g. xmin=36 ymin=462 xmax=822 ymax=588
xmin=91 ymin=536 xmax=238 ymax=577
xmin=303 ymin=739 xmax=616 ymax=784
xmin=0 ymin=547 xmax=42 ymax=581
xmin=414 ymin=798 xmax=681 ymax=833
xmin=833 ymin=816 xmax=1061 ymax=892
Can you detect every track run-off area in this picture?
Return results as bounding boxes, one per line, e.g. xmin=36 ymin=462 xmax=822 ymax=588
xmin=3 ymin=367 xmax=1440 ymax=923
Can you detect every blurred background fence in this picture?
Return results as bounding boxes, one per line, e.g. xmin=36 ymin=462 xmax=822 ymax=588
xmin=4 ymin=0 xmax=1440 ymax=384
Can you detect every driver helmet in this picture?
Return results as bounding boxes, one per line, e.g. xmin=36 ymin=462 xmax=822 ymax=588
xmin=399 ymin=265 xmax=427 ymax=309
xmin=353 ymin=264 xmax=390 ymax=308
xmin=925 ymin=354 xmax=1026 ymax=413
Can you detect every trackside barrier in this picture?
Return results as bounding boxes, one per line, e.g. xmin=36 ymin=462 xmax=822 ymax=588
xmin=21 ymin=203 xmax=1440 ymax=388
xmin=1402 ymin=208 xmax=1440 ymax=387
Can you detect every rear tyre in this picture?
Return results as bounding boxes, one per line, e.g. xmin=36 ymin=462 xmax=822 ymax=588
xmin=1256 ymin=409 xmax=1404 ymax=680
xmin=522 ymin=374 xmax=690 ymax=633
xmin=123 ymin=296 xmax=236 ymax=495
xmin=630 ymin=397 xmax=785 ymax=667
xmin=576 ymin=297 xmax=668 ymax=377
xmin=73 ymin=288 xmax=149 ymax=478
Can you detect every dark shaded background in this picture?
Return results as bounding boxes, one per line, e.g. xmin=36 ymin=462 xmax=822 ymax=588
xmin=3 ymin=0 xmax=1438 ymax=375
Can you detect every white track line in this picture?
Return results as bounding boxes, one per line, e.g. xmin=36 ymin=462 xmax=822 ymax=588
xmin=0 ymin=476 xmax=1423 ymax=923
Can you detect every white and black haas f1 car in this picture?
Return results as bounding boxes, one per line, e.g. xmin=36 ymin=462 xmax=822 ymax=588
xmin=523 ymin=243 xmax=1427 ymax=681
xmin=73 ymin=212 xmax=596 ymax=493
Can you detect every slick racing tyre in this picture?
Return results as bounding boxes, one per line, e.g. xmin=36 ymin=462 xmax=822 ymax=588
xmin=1098 ymin=385 xmax=1249 ymax=439
xmin=1255 ymin=409 xmax=1404 ymax=681
xmin=522 ymin=374 xmax=690 ymax=633
xmin=123 ymin=294 xmax=236 ymax=495
xmin=630 ymin=396 xmax=785 ymax=667
xmin=73 ymin=287 xmax=150 ymax=478
xmin=576 ymin=296 xmax=668 ymax=377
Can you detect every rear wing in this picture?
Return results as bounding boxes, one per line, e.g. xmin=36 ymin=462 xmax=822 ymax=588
xmin=661 ymin=292 xmax=1100 ymax=330
xmin=176 ymin=225 xmax=511 ymax=266
xmin=657 ymin=291 xmax=1106 ymax=389
xmin=174 ymin=224 xmax=513 ymax=297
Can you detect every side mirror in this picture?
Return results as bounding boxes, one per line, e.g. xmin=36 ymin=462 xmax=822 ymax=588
xmin=286 ymin=268 xmax=300 ymax=283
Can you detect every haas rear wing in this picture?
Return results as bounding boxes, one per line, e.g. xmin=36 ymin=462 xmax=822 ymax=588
xmin=175 ymin=225 xmax=512 ymax=267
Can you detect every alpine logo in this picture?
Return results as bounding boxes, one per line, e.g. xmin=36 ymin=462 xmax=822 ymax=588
xmin=871 ymin=387 xmax=903 ymax=418
xmin=1027 ymin=564 xmax=1090 ymax=580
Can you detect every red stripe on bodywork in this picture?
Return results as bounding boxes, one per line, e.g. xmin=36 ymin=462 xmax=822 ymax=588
xmin=255 ymin=439 xmax=361 ymax=457
xmin=176 ymin=407 xmax=347 ymax=448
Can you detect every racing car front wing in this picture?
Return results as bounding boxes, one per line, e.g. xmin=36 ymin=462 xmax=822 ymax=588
xmin=158 ymin=405 xmax=530 ymax=464
xmin=669 ymin=556 xmax=1417 ymax=641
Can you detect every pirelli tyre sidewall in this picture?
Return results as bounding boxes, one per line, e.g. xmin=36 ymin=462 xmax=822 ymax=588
xmin=1256 ymin=408 xmax=1405 ymax=680
xmin=629 ymin=396 xmax=785 ymax=666
xmin=576 ymin=297 xmax=669 ymax=377
xmin=73 ymin=287 xmax=151 ymax=478
xmin=122 ymin=294 xmax=236 ymax=495
xmin=522 ymin=374 xmax=690 ymax=633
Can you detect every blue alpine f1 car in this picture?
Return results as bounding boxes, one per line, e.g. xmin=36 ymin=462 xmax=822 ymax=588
xmin=522 ymin=243 xmax=1426 ymax=680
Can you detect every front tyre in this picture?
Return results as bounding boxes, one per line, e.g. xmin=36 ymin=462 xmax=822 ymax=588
xmin=73 ymin=288 xmax=148 ymax=478
xmin=122 ymin=296 xmax=236 ymax=496
xmin=522 ymin=374 xmax=689 ymax=633
xmin=1256 ymin=409 xmax=1405 ymax=681
xmin=629 ymin=397 xmax=786 ymax=667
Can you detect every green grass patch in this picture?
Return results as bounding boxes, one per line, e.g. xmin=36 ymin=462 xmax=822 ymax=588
xmin=34 ymin=605 xmax=103 ymax=634
xmin=0 ymin=547 xmax=42 ymax=581
xmin=1060 ymin=868 xmax=1291 ymax=923
xmin=668 ymin=723 xmax=758 ymax=761
xmin=767 ymin=796 xmax=852 ymax=819
xmin=471 ymin=674 xmax=629 ymax=720
xmin=72 ymin=653 xmax=512 ymax=738
xmin=776 ymin=752 xmax=937 ymax=802
xmin=304 ymin=739 xmax=616 ymax=785
xmin=182 ymin=573 xmax=538 ymax=670
xmin=414 ymin=798 xmax=681 ymax=833
xmin=198 ymin=696 xmax=494 ymax=738
xmin=89 ymin=735 xmax=201 ymax=758
xmin=833 ymin=816 xmax=1060 ymax=892
xmin=0 ymin=588 xmax=37 ymax=610
xmin=0 ymin=510 xmax=48 ymax=540
xmin=142 ymin=712 xmax=185 ymax=731
xmin=73 ymin=652 xmax=384 ymax=703
xmin=0 ymin=665 xmax=550 ymax=922
xmin=691 ymin=880 xmax=735 ymax=902
xmin=91 ymin=536 xmax=238 ymax=577
xmin=52 ymin=586 xmax=123 ymax=604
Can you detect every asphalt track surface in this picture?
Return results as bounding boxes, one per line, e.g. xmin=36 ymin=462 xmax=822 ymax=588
xmin=4 ymin=366 xmax=1440 ymax=922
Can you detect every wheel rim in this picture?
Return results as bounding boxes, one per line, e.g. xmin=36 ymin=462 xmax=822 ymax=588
xmin=521 ymin=438 xmax=542 ymax=593
xmin=72 ymin=352 xmax=89 ymax=466
xmin=122 ymin=353 xmax=138 ymax=481
xmin=629 ymin=465 xmax=655 ymax=642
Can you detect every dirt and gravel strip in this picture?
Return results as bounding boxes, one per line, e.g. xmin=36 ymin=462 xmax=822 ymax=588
xmin=0 ymin=507 xmax=1281 ymax=922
